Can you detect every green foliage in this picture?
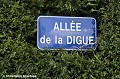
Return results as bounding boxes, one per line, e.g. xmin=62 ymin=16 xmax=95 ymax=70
xmin=0 ymin=0 xmax=120 ymax=79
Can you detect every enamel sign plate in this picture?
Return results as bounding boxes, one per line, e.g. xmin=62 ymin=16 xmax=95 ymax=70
xmin=37 ymin=16 xmax=97 ymax=50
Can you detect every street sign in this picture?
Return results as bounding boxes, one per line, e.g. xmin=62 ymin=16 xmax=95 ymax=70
xmin=37 ymin=16 xmax=97 ymax=50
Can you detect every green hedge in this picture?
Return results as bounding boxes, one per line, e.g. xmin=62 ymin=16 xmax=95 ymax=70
xmin=0 ymin=0 xmax=120 ymax=79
